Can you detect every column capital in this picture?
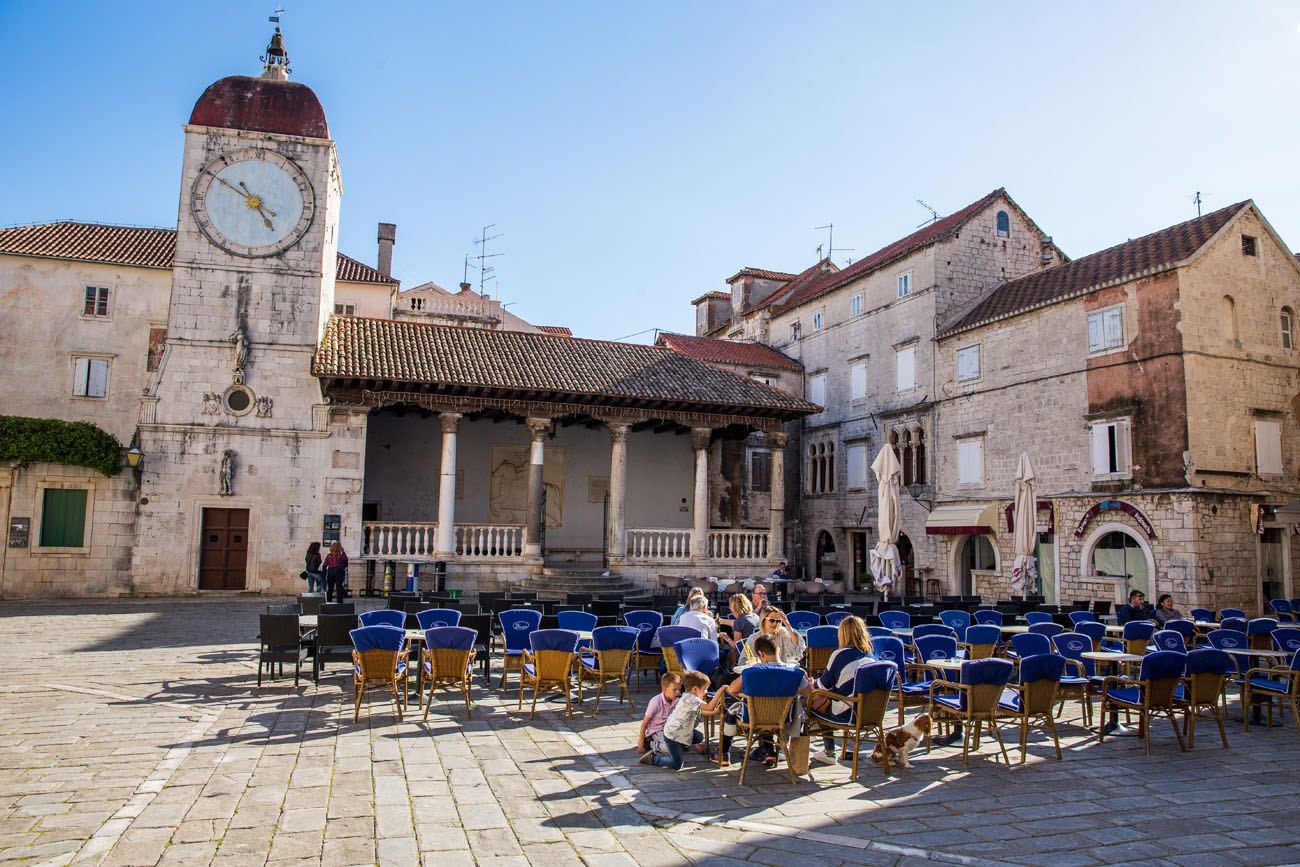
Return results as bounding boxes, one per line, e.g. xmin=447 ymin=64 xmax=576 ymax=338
xmin=766 ymin=431 xmax=789 ymax=448
xmin=691 ymin=427 xmax=712 ymax=451
xmin=525 ymin=417 xmax=552 ymax=440
xmin=607 ymin=422 xmax=630 ymax=444
xmin=439 ymin=412 xmax=462 ymax=433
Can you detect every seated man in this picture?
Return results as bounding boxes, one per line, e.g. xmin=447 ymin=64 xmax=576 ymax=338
xmin=713 ymin=633 xmax=811 ymax=767
xmin=1116 ymin=589 xmax=1155 ymax=625
xmin=677 ymin=594 xmax=718 ymax=641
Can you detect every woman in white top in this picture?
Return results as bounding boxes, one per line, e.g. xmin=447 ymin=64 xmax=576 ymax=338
xmin=734 ymin=605 xmax=806 ymax=665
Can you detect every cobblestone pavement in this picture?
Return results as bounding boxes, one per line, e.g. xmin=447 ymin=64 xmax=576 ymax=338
xmin=1 ymin=598 xmax=1299 ymax=867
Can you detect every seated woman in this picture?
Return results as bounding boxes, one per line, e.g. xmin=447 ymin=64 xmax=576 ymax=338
xmin=1152 ymin=593 xmax=1185 ymax=626
xmin=809 ymin=616 xmax=874 ymax=764
xmin=717 ymin=594 xmax=759 ymax=640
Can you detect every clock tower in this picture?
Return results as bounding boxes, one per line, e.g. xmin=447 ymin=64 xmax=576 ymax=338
xmin=132 ymin=30 xmax=367 ymax=593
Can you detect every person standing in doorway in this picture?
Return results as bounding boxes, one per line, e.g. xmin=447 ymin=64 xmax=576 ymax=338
xmin=304 ymin=542 xmax=323 ymax=593
xmin=323 ymin=542 xmax=349 ymax=603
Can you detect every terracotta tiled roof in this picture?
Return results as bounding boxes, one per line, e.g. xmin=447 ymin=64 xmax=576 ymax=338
xmin=537 ymin=326 xmax=573 ymax=337
xmin=941 ymin=201 xmax=1249 ymax=337
xmin=656 ymin=332 xmax=801 ymax=372
xmin=756 ymin=189 xmax=1009 ymax=313
xmin=314 ymin=316 xmax=818 ymax=417
xmin=0 ymin=220 xmax=397 ymax=284
xmin=690 ymin=290 xmax=732 ymax=305
xmin=726 ymin=266 xmax=798 ymax=283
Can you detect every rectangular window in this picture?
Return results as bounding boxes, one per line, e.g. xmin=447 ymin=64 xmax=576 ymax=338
xmin=812 ymin=310 xmax=824 ymax=331
xmin=83 ymin=285 xmax=111 ymax=317
xmin=1282 ymin=311 xmax=1294 ymax=350
xmin=1242 ymin=235 xmax=1258 ymax=257
xmin=334 ymin=303 xmax=356 ymax=316
xmin=808 ymin=373 xmax=826 ymax=407
xmin=752 ymin=374 xmax=775 ymax=386
xmin=896 ymin=347 xmax=916 ymax=391
xmin=897 ymin=272 xmax=912 ymax=298
xmin=39 ymin=488 xmax=87 ymax=548
xmin=850 ymin=362 xmax=867 ymax=401
xmin=1255 ymin=420 xmax=1283 ymax=475
xmin=72 ymin=357 xmax=109 ymax=398
xmin=958 ymin=439 xmax=983 ymax=485
xmin=1090 ymin=419 xmax=1132 ymax=477
xmin=847 ymin=443 xmax=867 ymax=490
xmin=956 ymin=344 xmax=981 ymax=382
xmin=749 ymin=450 xmax=771 ymax=492
xmin=850 ymin=294 xmax=862 ymax=316
xmin=1087 ymin=307 xmax=1124 ymax=353
xmin=789 ymin=322 xmax=800 ymax=342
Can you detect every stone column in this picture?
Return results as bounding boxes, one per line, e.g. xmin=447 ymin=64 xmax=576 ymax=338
xmin=524 ymin=417 xmax=550 ymax=558
xmin=607 ymin=423 xmax=629 ymax=560
xmin=691 ymin=428 xmax=712 ymax=559
xmin=768 ymin=431 xmax=787 ymax=561
xmin=434 ymin=412 xmax=461 ymax=557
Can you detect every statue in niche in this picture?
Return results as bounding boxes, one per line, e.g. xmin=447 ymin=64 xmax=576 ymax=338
xmin=219 ymin=450 xmax=235 ymax=496
xmin=229 ymin=326 xmax=249 ymax=383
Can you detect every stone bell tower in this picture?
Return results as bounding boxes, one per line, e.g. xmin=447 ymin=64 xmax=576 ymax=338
xmin=131 ymin=28 xmax=367 ymax=594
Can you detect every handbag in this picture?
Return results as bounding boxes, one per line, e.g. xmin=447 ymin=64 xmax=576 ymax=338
xmin=299 ymin=570 xmax=310 ymax=581
xmin=787 ymin=735 xmax=811 ymax=775
xmin=808 ymin=691 xmax=833 ymax=715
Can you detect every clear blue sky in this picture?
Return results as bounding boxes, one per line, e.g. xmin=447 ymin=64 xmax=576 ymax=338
xmin=2 ymin=2 xmax=1298 ymax=340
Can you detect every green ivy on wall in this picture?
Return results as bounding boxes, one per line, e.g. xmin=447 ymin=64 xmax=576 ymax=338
xmin=0 ymin=416 xmax=123 ymax=477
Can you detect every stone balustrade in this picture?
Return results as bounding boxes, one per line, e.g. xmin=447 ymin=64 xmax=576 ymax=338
xmin=708 ymin=529 xmax=771 ymax=561
xmin=456 ymin=524 xmax=525 ymax=559
xmin=626 ymin=528 xmax=692 ymax=561
xmin=361 ymin=521 xmax=438 ymax=559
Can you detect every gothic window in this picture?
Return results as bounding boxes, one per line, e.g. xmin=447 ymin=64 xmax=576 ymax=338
xmin=996 ymin=210 xmax=1010 ymax=238
xmin=914 ymin=428 xmax=927 ymax=485
xmin=901 ymin=430 xmax=915 ymax=487
xmin=827 ymin=442 xmax=835 ymax=493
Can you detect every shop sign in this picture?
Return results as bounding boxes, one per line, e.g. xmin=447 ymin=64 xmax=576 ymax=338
xmin=1073 ymin=500 xmax=1155 ymax=539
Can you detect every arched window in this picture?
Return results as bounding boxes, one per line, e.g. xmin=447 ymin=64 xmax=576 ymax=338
xmin=914 ymin=428 xmax=927 ymax=485
xmin=1089 ymin=530 xmax=1149 ymax=595
xmin=807 ymin=445 xmax=818 ymax=494
xmin=1222 ymin=295 xmax=1238 ymax=341
xmin=827 ymin=442 xmax=836 ymax=493
xmin=1282 ymin=307 xmax=1294 ymax=350
xmin=996 ymin=210 xmax=1010 ymax=238
xmin=901 ymin=430 xmax=914 ymax=487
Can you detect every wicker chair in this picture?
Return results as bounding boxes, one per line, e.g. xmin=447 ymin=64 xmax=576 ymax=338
xmin=1051 ymin=632 xmax=1101 ymax=727
xmin=1242 ymin=647 xmax=1300 ymax=732
xmin=996 ymin=653 xmax=1064 ymax=763
xmin=519 ymin=629 xmax=580 ymax=718
xmin=577 ymin=626 xmax=638 ymax=716
xmin=1175 ymin=648 xmax=1231 ymax=748
xmin=415 ymin=609 xmax=462 ymax=630
xmin=927 ymin=658 xmax=1015 ymax=765
xmin=420 ymin=626 xmax=476 ymax=719
xmin=657 ymin=626 xmax=702 ymax=676
xmin=350 ymin=625 xmax=409 ymax=722
xmin=804 ymin=626 xmax=839 ymax=676
xmin=1098 ymin=650 xmax=1187 ymax=754
xmin=624 ymin=610 xmax=665 ymax=688
xmin=731 ymin=666 xmax=806 ymax=785
xmin=806 ymin=661 xmax=897 ymax=778
xmin=961 ymin=625 xmax=1001 ymax=660
xmin=498 ymin=609 xmax=542 ymax=689
xmin=359 ymin=609 xmax=405 ymax=629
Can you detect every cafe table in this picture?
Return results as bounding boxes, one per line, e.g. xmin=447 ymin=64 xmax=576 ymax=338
xmin=1082 ymin=650 xmax=1144 ymax=736
xmin=891 ymin=627 xmax=914 ymax=639
xmin=1103 ymin=624 xmax=1125 ymax=635
xmin=999 ymin=625 xmax=1029 ymax=635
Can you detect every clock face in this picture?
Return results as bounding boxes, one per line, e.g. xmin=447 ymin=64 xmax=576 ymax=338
xmin=191 ymin=149 xmax=315 ymax=257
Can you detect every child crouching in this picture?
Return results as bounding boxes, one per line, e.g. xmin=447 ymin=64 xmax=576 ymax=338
xmin=642 ymin=670 xmax=719 ymax=769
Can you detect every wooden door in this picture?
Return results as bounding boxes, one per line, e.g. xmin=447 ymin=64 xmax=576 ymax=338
xmin=199 ymin=508 xmax=249 ymax=590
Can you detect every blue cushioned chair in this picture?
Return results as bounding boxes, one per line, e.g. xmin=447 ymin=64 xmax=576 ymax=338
xmin=1272 ymin=627 xmax=1300 ymax=656
xmin=1024 ymin=611 xmax=1054 ymax=626
xmin=1009 ymin=632 xmax=1052 ymax=662
xmin=1052 ymin=632 xmax=1100 ymax=726
xmin=915 ymin=634 xmax=960 ymax=665
xmin=675 ymin=635 xmax=723 ymax=750
xmin=805 ymin=625 xmax=840 ymax=675
xmin=1102 ymin=620 xmax=1154 ymax=655
xmin=974 ymin=609 xmax=1003 ymax=627
xmin=1189 ymin=607 xmax=1215 ymax=623
xmin=913 ymin=623 xmax=958 ymax=641
xmin=1163 ymin=619 xmax=1197 ymax=646
xmin=825 ymin=610 xmax=851 ymax=627
xmin=1068 ymin=611 xmax=1097 ymax=626
xmin=1029 ymin=622 xmax=1065 ymax=640
xmin=1291 ymin=599 xmax=1300 ymax=617
xmin=1220 ymin=608 xmax=1247 ymax=621
xmin=787 ymin=611 xmax=821 ymax=632
xmin=1243 ymin=648 xmax=1300 ymax=732
xmin=415 ymin=608 xmax=461 ymax=630
xmin=1205 ymin=628 xmax=1249 ymax=681
xmin=499 ymin=609 xmax=543 ymax=689
xmin=963 ymin=624 xmax=1001 ymax=659
xmin=997 ymin=652 xmax=1065 ymax=763
xmin=1075 ymin=620 xmax=1107 ymax=650
xmin=939 ymin=610 xmax=971 ymax=642
xmin=658 ymin=625 xmax=703 ymax=675
xmin=1176 ymin=647 xmax=1231 ymax=748
xmin=420 ymin=626 xmax=475 ymax=719
xmin=1220 ymin=617 xmax=1248 ymax=634
xmin=807 ymin=661 xmax=898 ymax=778
xmin=350 ymin=625 xmax=409 ymax=722
xmin=1099 ymin=650 xmax=1188 ymax=754
xmin=1151 ymin=630 xmax=1187 ymax=653
xmin=873 ymin=636 xmax=929 ymax=724
xmin=928 ymin=657 xmax=1015 ymax=765
xmin=557 ymin=610 xmax=598 ymax=634
xmin=519 ymin=629 xmax=580 ymax=718
xmin=624 ymin=609 xmax=665 ymax=686
xmin=734 ymin=665 xmax=807 ymax=785
xmin=1268 ymin=599 xmax=1295 ymax=623
xmin=359 ymin=609 xmax=406 ymax=629
xmin=879 ymin=610 xmax=910 ymax=631
xmin=867 ymin=626 xmax=894 ymax=640
xmin=577 ymin=625 xmax=638 ymax=716
xmin=1247 ymin=618 xmax=1280 ymax=651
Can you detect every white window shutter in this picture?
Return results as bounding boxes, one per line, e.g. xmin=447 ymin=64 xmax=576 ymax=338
xmin=897 ymin=348 xmax=916 ymax=391
xmin=957 ymin=346 xmax=979 ymax=381
xmin=73 ymin=358 xmax=90 ymax=396
xmin=850 ymin=363 xmax=867 ymax=400
xmin=958 ymin=440 xmax=982 ymax=484
xmin=847 ymin=445 xmax=866 ymax=488
xmin=88 ymin=359 xmax=108 ymax=397
xmin=809 ymin=374 xmax=826 ymax=407
xmin=1104 ymin=308 xmax=1123 ymax=348
xmin=1091 ymin=424 xmax=1112 ymax=475
xmin=1256 ymin=421 xmax=1283 ymax=475
xmin=1115 ymin=419 xmax=1131 ymax=474
xmin=1087 ymin=313 xmax=1103 ymax=352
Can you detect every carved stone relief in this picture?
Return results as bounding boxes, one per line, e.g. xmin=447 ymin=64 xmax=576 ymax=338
xmin=488 ymin=445 xmax=564 ymax=528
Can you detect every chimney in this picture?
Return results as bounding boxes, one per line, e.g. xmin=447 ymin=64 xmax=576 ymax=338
xmin=1040 ymin=235 xmax=1055 ymax=267
xmin=377 ymin=222 xmax=397 ymax=277
xmin=459 ymin=282 xmax=473 ymax=294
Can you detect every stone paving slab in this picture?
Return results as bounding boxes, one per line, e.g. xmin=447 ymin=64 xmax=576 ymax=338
xmin=0 ymin=598 xmax=1298 ymax=866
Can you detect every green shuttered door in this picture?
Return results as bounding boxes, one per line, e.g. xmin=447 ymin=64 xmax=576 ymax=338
xmin=40 ymin=489 xmax=87 ymax=547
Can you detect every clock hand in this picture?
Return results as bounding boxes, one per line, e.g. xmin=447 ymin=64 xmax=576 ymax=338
xmin=236 ymin=182 xmax=276 ymax=215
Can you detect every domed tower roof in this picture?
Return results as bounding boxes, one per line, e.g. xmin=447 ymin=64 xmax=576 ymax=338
xmin=187 ymin=27 xmax=328 ymax=139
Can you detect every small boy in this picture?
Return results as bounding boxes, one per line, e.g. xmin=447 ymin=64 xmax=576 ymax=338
xmin=643 ymin=670 xmax=715 ymax=769
xmin=636 ymin=672 xmax=680 ymax=757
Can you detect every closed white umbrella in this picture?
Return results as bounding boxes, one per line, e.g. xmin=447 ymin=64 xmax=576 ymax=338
xmin=870 ymin=445 xmax=902 ymax=599
xmin=1010 ymin=451 xmax=1039 ymax=598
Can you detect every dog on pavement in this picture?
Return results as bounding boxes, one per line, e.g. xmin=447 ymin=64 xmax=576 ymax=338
xmin=871 ymin=713 xmax=931 ymax=769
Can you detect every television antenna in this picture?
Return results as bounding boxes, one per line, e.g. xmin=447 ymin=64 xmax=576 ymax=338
xmin=470 ymin=224 xmax=503 ymax=297
xmin=1192 ymin=190 xmax=1203 ymax=217
xmin=814 ymin=223 xmax=853 ymax=263
xmin=915 ymin=200 xmax=940 ymax=227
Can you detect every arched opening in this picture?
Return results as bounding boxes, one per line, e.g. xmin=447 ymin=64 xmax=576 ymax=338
xmin=1222 ymin=295 xmax=1238 ymax=341
xmin=957 ymin=534 xmax=997 ymax=597
xmin=996 ymin=210 xmax=1010 ymax=238
xmin=901 ymin=430 xmax=914 ymax=487
xmin=815 ymin=530 xmax=837 ymax=579
xmin=826 ymin=442 xmax=835 ymax=493
xmin=1085 ymin=527 xmax=1151 ymax=598
xmin=914 ymin=428 xmax=926 ymax=485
